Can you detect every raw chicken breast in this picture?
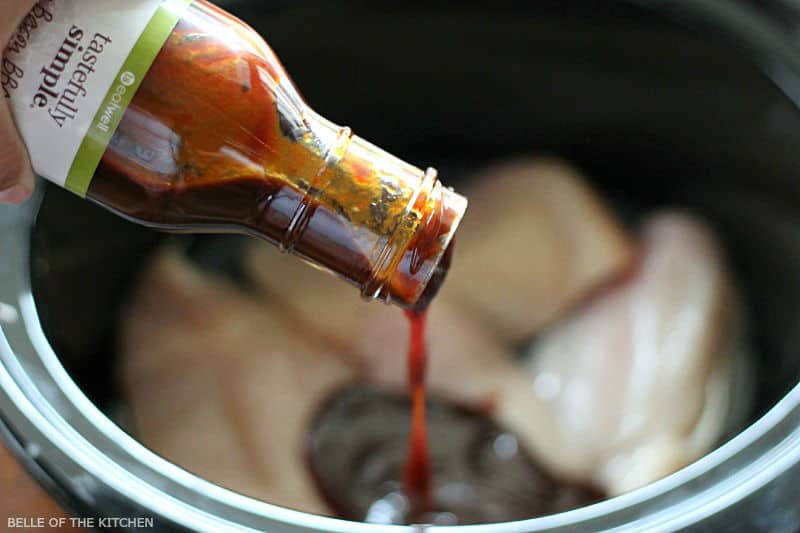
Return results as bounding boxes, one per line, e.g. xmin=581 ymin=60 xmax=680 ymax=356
xmin=439 ymin=158 xmax=635 ymax=342
xmin=119 ymin=249 xmax=355 ymax=515
xmin=519 ymin=211 xmax=748 ymax=495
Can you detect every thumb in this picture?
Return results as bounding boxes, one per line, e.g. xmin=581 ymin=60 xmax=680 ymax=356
xmin=0 ymin=1 xmax=39 ymax=203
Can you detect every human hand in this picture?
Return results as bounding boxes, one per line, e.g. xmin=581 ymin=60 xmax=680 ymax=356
xmin=0 ymin=1 xmax=37 ymax=203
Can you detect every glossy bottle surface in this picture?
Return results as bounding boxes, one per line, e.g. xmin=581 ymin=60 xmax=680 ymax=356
xmin=87 ymin=0 xmax=466 ymax=309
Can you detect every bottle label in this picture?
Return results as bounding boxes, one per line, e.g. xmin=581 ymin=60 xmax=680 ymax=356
xmin=2 ymin=0 xmax=192 ymax=196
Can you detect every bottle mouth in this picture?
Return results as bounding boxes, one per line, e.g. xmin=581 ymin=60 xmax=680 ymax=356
xmin=399 ymin=179 xmax=465 ymax=311
xmin=362 ymin=167 xmax=467 ymax=310
xmin=409 ymin=238 xmax=456 ymax=312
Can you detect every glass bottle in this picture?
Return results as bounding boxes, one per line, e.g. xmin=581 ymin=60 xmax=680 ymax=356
xmin=9 ymin=0 xmax=467 ymax=310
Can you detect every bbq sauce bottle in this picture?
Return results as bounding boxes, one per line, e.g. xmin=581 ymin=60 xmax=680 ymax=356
xmin=5 ymin=0 xmax=466 ymax=310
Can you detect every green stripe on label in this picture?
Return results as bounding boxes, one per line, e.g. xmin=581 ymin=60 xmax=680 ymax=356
xmin=65 ymin=0 xmax=193 ymax=197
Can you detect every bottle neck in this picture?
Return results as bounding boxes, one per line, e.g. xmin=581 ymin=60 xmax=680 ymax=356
xmin=285 ymin=109 xmax=467 ymax=309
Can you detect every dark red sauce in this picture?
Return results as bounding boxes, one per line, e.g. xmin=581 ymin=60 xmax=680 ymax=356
xmin=403 ymin=309 xmax=432 ymax=514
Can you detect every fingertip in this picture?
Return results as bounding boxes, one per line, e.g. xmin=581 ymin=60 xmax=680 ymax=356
xmin=0 ymin=101 xmax=36 ymax=204
xmin=0 ymin=183 xmax=33 ymax=204
xmin=0 ymin=148 xmax=35 ymax=204
xmin=0 ymin=157 xmax=34 ymax=203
